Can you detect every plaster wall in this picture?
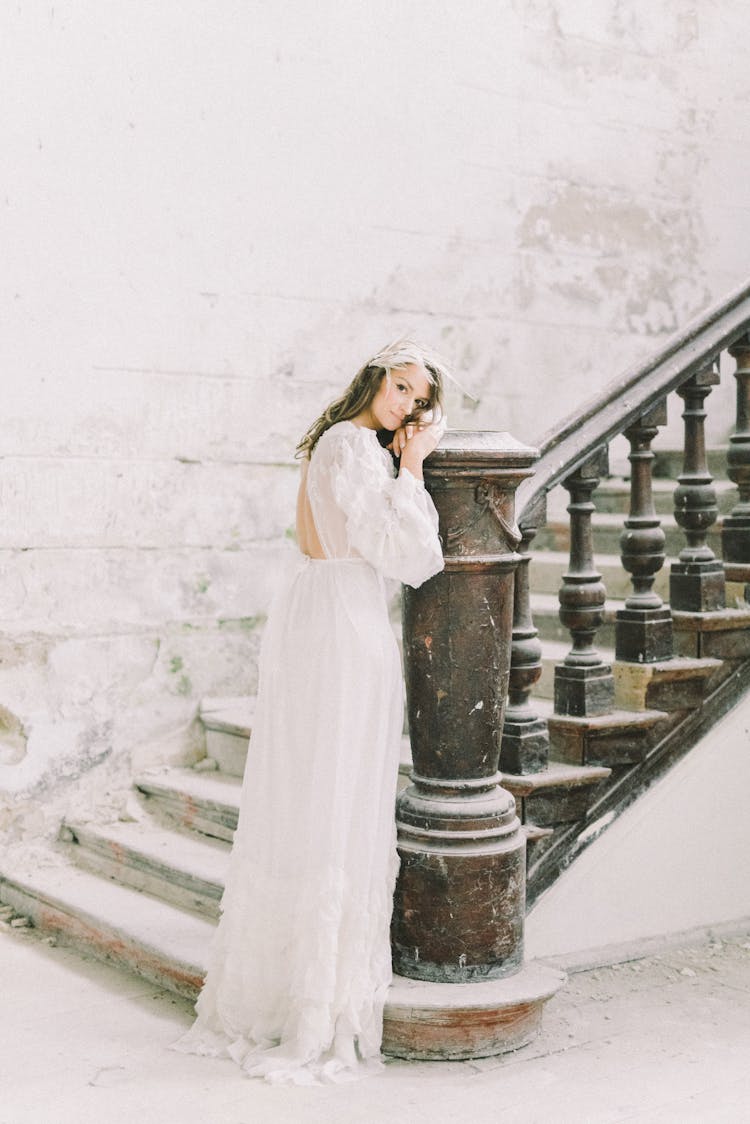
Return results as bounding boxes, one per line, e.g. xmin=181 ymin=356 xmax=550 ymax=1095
xmin=2 ymin=2 xmax=750 ymax=838
xmin=525 ymin=692 xmax=750 ymax=960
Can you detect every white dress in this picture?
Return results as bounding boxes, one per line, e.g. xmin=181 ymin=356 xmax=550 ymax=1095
xmin=172 ymin=421 xmax=444 ymax=1085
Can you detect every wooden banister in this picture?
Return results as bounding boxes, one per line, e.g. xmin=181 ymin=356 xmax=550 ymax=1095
xmin=517 ymin=279 xmax=750 ymax=523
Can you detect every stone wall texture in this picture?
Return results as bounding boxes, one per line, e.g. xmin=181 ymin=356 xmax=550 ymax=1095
xmin=2 ymin=1 xmax=749 ymax=838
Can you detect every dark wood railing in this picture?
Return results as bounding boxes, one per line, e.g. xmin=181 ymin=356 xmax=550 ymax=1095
xmin=504 ymin=280 xmax=750 ymax=781
xmin=516 ymin=280 xmax=750 ymax=517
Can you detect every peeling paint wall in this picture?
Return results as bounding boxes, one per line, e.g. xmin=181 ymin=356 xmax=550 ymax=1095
xmin=1 ymin=2 xmax=749 ymax=836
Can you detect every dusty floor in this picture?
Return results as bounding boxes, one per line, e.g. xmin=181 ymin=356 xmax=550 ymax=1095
xmin=2 ymin=919 xmax=750 ymax=1124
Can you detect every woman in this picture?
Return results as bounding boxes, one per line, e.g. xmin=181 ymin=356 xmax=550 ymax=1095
xmin=173 ymin=339 xmax=448 ymax=1084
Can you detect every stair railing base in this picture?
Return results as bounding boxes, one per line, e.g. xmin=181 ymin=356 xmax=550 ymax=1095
xmin=382 ymin=962 xmax=566 ymax=1061
xmin=499 ymin=716 xmax=550 ymax=774
xmin=554 ymin=663 xmax=615 ymax=717
xmin=614 ymin=606 xmax=674 ymax=663
xmin=669 ymin=561 xmax=726 ymax=613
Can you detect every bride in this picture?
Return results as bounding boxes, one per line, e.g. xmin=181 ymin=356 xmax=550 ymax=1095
xmin=173 ymin=340 xmax=448 ymax=1084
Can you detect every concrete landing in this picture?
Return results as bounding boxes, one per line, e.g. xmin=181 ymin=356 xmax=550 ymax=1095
xmin=2 ymin=919 xmax=749 ymax=1123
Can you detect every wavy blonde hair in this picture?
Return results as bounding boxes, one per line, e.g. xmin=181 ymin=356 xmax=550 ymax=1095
xmin=296 ymin=338 xmax=448 ymax=459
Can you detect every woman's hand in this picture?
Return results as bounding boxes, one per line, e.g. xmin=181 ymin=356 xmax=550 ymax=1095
xmin=392 ymin=415 xmax=447 ymax=480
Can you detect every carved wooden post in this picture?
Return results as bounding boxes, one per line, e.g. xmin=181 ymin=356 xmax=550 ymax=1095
xmin=722 ymin=335 xmax=750 ymax=565
xmin=670 ymin=363 xmax=726 ymax=611
xmin=392 ymin=432 xmax=537 ymax=982
xmin=501 ymin=495 xmax=549 ymax=774
xmin=616 ymin=399 xmax=673 ymax=662
xmin=554 ymin=446 xmax=615 ymax=716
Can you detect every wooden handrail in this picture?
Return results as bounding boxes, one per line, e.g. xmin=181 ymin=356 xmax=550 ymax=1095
xmin=517 ymin=278 xmax=750 ymax=524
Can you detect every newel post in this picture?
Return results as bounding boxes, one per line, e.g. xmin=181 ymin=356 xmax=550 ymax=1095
xmin=392 ymin=432 xmax=537 ymax=982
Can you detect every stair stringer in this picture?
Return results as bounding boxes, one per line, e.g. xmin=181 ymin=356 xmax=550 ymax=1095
xmin=526 ymin=656 xmax=750 ymax=908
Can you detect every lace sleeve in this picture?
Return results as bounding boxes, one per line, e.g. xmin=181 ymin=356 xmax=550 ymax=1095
xmin=317 ymin=425 xmax=444 ymax=588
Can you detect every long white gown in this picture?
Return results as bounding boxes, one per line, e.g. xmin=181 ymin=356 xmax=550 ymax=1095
xmin=172 ymin=420 xmax=444 ymax=1084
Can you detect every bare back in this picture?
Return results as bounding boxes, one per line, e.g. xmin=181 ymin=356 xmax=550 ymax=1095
xmin=296 ymin=459 xmax=326 ymax=559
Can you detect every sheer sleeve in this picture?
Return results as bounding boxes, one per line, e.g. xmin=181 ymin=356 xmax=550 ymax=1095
xmin=313 ymin=424 xmax=444 ymax=588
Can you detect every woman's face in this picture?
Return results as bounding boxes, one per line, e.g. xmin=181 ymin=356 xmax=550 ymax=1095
xmin=368 ymin=364 xmax=432 ymax=431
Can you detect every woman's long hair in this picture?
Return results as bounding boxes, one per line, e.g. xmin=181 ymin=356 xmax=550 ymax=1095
xmin=296 ymin=339 xmax=448 ymax=459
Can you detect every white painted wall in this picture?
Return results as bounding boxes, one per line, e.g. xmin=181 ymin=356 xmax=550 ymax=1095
xmin=525 ymin=692 xmax=750 ymax=960
xmin=2 ymin=2 xmax=750 ymax=838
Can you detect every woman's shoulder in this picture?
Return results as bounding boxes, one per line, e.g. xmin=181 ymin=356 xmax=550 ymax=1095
xmin=316 ymin=420 xmax=378 ymax=453
xmin=313 ymin=421 xmax=392 ymax=472
xmin=320 ymin=419 xmax=357 ymax=440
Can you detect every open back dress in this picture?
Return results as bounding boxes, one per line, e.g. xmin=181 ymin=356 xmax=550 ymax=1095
xmin=172 ymin=420 xmax=444 ymax=1084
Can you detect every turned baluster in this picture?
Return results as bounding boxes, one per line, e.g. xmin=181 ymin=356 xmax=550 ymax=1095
xmin=722 ymin=334 xmax=750 ymax=569
xmin=670 ymin=363 xmax=725 ymax=612
xmin=615 ymin=399 xmax=673 ymax=662
xmin=554 ymin=446 xmax=615 ymax=717
xmin=500 ymin=495 xmax=549 ymax=775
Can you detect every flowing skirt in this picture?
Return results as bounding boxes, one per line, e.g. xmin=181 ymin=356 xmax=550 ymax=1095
xmin=171 ymin=555 xmax=404 ymax=1084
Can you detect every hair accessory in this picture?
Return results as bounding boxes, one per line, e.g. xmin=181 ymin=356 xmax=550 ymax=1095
xmin=368 ymin=336 xmax=479 ymax=403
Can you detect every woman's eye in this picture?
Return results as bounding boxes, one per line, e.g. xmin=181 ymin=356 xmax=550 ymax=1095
xmin=396 ymin=383 xmax=407 ymax=393
xmin=416 ymin=399 xmax=428 ymax=409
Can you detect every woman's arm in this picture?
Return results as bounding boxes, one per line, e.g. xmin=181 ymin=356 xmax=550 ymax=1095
xmin=392 ymin=417 xmax=447 ymax=481
xmin=315 ymin=424 xmax=445 ymax=587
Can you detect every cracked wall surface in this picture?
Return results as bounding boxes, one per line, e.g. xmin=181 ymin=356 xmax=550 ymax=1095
xmin=1 ymin=1 xmax=749 ymax=836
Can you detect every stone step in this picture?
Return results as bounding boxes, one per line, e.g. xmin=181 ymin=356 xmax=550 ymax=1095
xmin=523 ymin=822 xmax=555 ymax=867
xmin=535 ymin=640 xmax=621 ymax=701
xmin=614 ymin=655 xmax=722 ymax=712
xmin=61 ymin=818 xmax=229 ymax=919
xmin=199 ymin=698 xmax=414 ymax=787
xmin=593 ymin=477 xmax=736 ymax=517
xmin=536 ymin=640 xmax=568 ymax=700
xmin=725 ymin=566 xmax=750 ymax=611
xmin=672 ymin=606 xmax=750 ymax=660
xmin=652 ymin=446 xmax=728 ymax=480
xmin=725 ymin=562 xmax=750 ymax=586
xmin=404 ymin=696 xmax=668 ymax=834
xmin=135 ymin=767 xmax=242 ymax=842
xmin=531 ymin=590 xmax=741 ymax=654
xmin=527 ymin=551 xmax=670 ymax=600
xmin=136 ymin=743 xmax=414 ymax=852
xmin=534 ymin=642 xmax=722 ymax=714
xmin=0 ymin=860 xmax=210 ymax=1000
xmin=531 ymin=591 xmax=622 ymax=647
xmin=0 ymin=855 xmax=564 ymax=1061
xmin=546 ymin=706 xmax=669 ymax=768
xmin=501 ymin=761 xmax=611 ymax=829
xmin=535 ymin=513 xmax=722 ymax=558
xmin=200 ymin=695 xmax=255 ymax=777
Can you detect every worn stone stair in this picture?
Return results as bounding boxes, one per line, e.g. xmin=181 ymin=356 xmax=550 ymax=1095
xmin=535 ymin=512 xmax=723 ymax=558
xmin=594 ymin=475 xmax=736 ymax=517
xmin=0 ymin=716 xmax=565 ymax=1060
xmin=200 ymin=695 xmax=417 ymax=789
xmin=60 ymin=817 xmax=229 ymax=919
xmin=0 ymin=443 xmax=746 ymax=1057
xmin=527 ymin=549 xmax=669 ymax=599
xmin=0 ymin=859 xmax=210 ymax=1000
xmin=134 ymin=767 xmax=241 ymax=842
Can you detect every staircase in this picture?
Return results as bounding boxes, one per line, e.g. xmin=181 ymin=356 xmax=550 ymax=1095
xmin=511 ymin=460 xmax=750 ymax=908
xmin=0 ymin=700 xmax=416 ymax=1004
xmin=2 ymin=282 xmax=750 ymax=1018
xmin=499 ymin=285 xmax=750 ymax=909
